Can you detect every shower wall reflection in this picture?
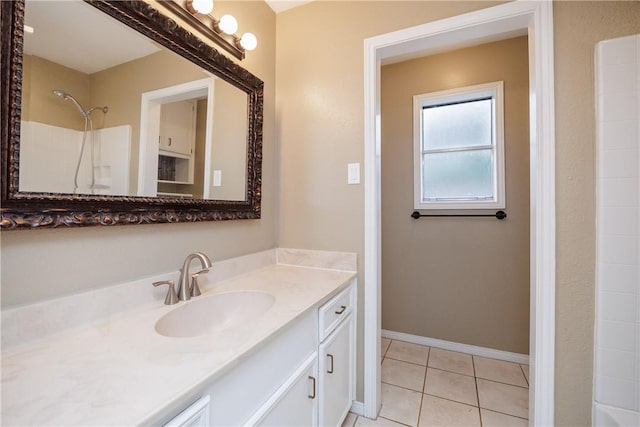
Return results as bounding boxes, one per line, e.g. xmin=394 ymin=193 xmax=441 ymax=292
xmin=19 ymin=121 xmax=131 ymax=195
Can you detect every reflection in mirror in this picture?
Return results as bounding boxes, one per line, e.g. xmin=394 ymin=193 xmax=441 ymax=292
xmin=19 ymin=0 xmax=248 ymax=201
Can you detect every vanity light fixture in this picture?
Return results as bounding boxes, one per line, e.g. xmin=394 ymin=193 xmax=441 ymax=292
xmin=157 ymin=0 xmax=257 ymax=61
xmin=218 ymin=15 xmax=238 ymax=35
xmin=190 ymin=0 xmax=213 ymax=14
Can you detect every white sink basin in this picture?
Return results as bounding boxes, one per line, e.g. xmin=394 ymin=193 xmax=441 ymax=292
xmin=155 ymin=291 xmax=275 ymax=338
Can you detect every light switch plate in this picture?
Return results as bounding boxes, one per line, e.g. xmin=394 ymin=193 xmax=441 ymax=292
xmin=213 ymin=170 xmax=222 ymax=187
xmin=348 ymin=163 xmax=360 ymax=185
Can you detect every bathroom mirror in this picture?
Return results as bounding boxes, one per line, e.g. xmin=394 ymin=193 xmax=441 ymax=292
xmin=0 ymin=0 xmax=263 ymax=229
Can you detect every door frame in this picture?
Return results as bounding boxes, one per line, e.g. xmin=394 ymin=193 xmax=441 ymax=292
xmin=138 ymin=77 xmax=214 ymax=197
xmin=362 ymin=1 xmax=556 ymax=425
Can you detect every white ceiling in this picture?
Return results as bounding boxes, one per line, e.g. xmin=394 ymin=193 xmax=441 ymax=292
xmin=265 ymin=0 xmax=314 ymax=13
xmin=24 ymin=0 xmax=161 ymax=74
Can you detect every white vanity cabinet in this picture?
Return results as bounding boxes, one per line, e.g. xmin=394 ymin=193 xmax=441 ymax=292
xmin=250 ymin=353 xmax=318 ymax=427
xmin=164 ymin=396 xmax=210 ymax=427
xmin=318 ymin=284 xmax=356 ymax=427
xmin=249 ymin=281 xmax=355 ymax=427
xmin=158 ymin=280 xmax=356 ymax=427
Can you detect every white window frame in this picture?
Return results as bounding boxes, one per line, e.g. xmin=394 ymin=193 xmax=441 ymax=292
xmin=413 ymin=81 xmax=505 ymax=210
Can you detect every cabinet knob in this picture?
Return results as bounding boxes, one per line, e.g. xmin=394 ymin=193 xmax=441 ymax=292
xmin=168 ymin=137 xmax=172 ymax=146
xmin=335 ymin=305 xmax=347 ymax=315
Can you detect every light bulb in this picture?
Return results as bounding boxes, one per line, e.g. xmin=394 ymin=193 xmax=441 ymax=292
xmin=191 ymin=0 xmax=213 ymax=15
xmin=240 ymin=32 xmax=257 ymax=51
xmin=218 ymin=15 xmax=238 ymax=35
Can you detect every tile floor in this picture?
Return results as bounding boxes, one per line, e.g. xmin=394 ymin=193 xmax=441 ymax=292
xmin=342 ymin=338 xmax=529 ymax=427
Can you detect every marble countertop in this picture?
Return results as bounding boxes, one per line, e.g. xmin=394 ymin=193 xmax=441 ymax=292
xmin=1 ymin=263 xmax=356 ymax=426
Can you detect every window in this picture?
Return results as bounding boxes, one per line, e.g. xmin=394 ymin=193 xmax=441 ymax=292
xmin=413 ymin=81 xmax=505 ymax=210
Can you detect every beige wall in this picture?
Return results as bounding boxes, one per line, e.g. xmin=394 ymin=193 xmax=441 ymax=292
xmin=276 ymin=0 xmax=504 ymax=405
xmin=381 ymin=36 xmax=530 ymax=354
xmin=191 ymin=98 xmax=209 ymax=198
xmin=22 ymin=54 xmax=90 ymax=131
xmin=553 ymin=2 xmax=640 ymax=425
xmin=1 ymin=0 xmax=277 ymax=306
xmin=209 ymin=79 xmax=248 ymax=201
xmin=276 ymin=0 xmax=639 ymax=422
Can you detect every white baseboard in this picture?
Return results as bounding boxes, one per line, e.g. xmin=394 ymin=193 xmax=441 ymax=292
xmin=381 ymin=330 xmax=530 ymax=365
xmin=350 ymin=400 xmax=365 ymax=416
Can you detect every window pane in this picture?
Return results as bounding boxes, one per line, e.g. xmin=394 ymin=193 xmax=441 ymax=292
xmin=422 ymin=149 xmax=494 ymax=200
xmin=422 ymin=98 xmax=492 ymax=150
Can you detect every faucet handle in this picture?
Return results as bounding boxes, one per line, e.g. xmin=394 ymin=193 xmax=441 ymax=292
xmin=153 ymin=280 xmax=179 ymax=305
xmin=190 ymin=272 xmax=204 ymax=297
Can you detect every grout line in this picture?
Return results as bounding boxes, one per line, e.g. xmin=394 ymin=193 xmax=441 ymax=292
xmin=415 ymin=393 xmax=425 ymax=427
xmin=381 ymin=379 xmax=424 ymax=394
xmin=422 ymin=392 xmax=479 ymax=408
xmin=475 ymin=375 xmax=529 ymax=388
xmin=384 ymin=355 xmax=429 ymax=367
xmin=479 ymin=407 xmax=529 ymax=421
xmin=378 ymin=415 xmax=413 ymax=427
xmin=520 ymin=363 xmax=530 ymax=387
xmin=415 ymin=359 xmax=428 ymax=427
xmin=421 ymin=356 xmax=428 ymax=393
xmin=472 ymin=355 xmax=477 ymax=377
xmin=476 ymin=376 xmax=529 ymax=390
xmin=473 ymin=356 xmax=482 ymax=426
xmin=382 ymin=340 xmax=390 ymax=359
xmin=427 ymin=365 xmax=476 ymax=379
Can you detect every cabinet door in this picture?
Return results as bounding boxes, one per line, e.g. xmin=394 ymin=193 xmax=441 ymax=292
xmin=318 ymin=315 xmax=354 ymax=427
xmin=251 ymin=354 xmax=318 ymax=427
xmin=164 ymin=395 xmax=210 ymax=427
xmin=159 ymin=100 xmax=196 ymax=156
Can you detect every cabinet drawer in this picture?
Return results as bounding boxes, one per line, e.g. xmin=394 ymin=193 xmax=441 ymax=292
xmin=319 ymin=282 xmax=354 ymax=341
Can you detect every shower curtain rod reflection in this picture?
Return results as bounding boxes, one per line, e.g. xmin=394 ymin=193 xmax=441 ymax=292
xmin=411 ymin=210 xmax=507 ymax=220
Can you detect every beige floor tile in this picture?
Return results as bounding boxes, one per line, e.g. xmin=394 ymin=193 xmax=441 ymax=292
xmin=382 ymin=358 xmax=426 ymax=392
xmin=477 ymin=379 xmax=528 ymax=419
xmin=418 ymin=394 xmax=481 ymax=427
xmin=480 ymin=409 xmax=528 ymax=427
xmin=520 ymin=364 xmax=529 ymax=385
xmin=473 ymin=356 xmax=528 ymax=387
xmin=428 ymin=348 xmax=474 ymax=376
xmin=424 ymin=368 xmax=478 ymax=406
xmin=379 ymin=383 xmax=423 ymax=427
xmin=355 ymin=415 xmax=407 ymax=427
xmin=386 ymin=341 xmax=430 ymax=366
xmin=342 ymin=412 xmax=358 ymax=427
xmin=382 ymin=338 xmax=392 ymax=358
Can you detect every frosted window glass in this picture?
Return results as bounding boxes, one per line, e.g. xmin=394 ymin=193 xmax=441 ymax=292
xmin=422 ymin=99 xmax=492 ymax=150
xmin=422 ymin=149 xmax=493 ymax=200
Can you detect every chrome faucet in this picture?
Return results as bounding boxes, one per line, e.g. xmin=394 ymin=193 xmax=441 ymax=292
xmin=177 ymin=252 xmax=213 ymax=301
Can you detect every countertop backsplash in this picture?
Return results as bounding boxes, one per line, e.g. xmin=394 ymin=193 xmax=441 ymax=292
xmin=1 ymin=248 xmax=356 ymax=351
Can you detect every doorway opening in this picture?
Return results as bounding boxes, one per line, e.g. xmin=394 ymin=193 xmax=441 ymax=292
xmin=363 ymin=2 xmax=556 ymax=425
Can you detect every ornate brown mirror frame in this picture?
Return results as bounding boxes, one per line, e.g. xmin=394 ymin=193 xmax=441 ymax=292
xmin=0 ymin=0 xmax=263 ymax=230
